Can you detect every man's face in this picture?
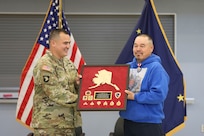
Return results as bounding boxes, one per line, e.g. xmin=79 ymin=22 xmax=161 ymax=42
xmin=133 ymin=36 xmax=154 ymax=63
xmin=52 ymin=32 xmax=71 ymax=59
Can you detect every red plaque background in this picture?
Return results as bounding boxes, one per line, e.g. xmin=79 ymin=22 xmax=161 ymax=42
xmin=77 ymin=65 xmax=129 ymax=111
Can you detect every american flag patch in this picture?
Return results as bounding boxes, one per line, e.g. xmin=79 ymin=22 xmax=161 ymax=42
xmin=42 ymin=65 xmax=51 ymax=71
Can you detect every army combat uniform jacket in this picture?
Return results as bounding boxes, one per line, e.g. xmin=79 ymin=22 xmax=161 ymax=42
xmin=32 ymin=50 xmax=82 ymax=129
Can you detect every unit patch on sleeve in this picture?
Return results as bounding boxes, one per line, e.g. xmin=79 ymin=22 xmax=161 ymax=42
xmin=43 ymin=75 xmax=50 ymax=82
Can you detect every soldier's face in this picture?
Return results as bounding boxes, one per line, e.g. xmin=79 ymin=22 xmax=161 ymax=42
xmin=53 ymin=32 xmax=71 ymax=59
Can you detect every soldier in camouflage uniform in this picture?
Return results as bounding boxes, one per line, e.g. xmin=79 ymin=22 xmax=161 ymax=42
xmin=32 ymin=29 xmax=82 ymax=136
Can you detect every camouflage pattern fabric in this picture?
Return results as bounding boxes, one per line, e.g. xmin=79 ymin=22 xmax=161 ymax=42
xmin=34 ymin=128 xmax=75 ymax=136
xmin=32 ymin=50 xmax=82 ymax=129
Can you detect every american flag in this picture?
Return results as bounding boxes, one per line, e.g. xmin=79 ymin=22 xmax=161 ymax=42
xmin=16 ymin=0 xmax=85 ymax=128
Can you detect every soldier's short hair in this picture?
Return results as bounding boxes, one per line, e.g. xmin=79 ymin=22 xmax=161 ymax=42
xmin=49 ymin=28 xmax=70 ymax=42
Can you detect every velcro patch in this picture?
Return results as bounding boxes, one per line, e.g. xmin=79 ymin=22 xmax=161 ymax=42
xmin=42 ymin=65 xmax=51 ymax=71
xmin=43 ymin=75 xmax=50 ymax=82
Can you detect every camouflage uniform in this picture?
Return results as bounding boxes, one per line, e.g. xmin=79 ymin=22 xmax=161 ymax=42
xmin=32 ymin=50 xmax=82 ymax=136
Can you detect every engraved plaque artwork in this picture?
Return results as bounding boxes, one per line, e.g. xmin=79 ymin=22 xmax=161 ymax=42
xmin=77 ymin=65 xmax=129 ymax=111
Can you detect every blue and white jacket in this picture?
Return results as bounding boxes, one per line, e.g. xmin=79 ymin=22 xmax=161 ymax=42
xmin=120 ymin=54 xmax=169 ymax=123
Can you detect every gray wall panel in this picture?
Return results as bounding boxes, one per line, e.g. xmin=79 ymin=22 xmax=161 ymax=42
xmin=0 ymin=14 xmax=174 ymax=88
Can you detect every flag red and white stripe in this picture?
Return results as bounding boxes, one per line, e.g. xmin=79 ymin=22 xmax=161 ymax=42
xmin=16 ymin=0 xmax=85 ymax=128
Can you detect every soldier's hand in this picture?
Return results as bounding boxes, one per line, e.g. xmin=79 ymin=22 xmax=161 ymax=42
xmin=76 ymin=74 xmax=82 ymax=85
xmin=125 ymin=90 xmax=135 ymax=100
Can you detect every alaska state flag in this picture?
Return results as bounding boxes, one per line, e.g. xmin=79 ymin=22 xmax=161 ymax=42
xmin=116 ymin=0 xmax=186 ymax=135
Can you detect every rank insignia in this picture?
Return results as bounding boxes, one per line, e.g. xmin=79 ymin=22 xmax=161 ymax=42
xmin=43 ymin=75 xmax=50 ymax=82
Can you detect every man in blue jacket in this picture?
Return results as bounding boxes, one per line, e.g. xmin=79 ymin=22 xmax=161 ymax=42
xmin=120 ymin=34 xmax=169 ymax=136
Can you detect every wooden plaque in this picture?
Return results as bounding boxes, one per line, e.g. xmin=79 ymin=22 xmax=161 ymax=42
xmin=77 ymin=64 xmax=129 ymax=111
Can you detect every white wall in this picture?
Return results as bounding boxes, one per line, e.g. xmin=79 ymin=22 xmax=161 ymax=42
xmin=0 ymin=103 xmax=31 ymax=135
xmin=0 ymin=0 xmax=204 ymax=136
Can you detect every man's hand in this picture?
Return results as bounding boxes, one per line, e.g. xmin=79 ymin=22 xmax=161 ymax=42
xmin=76 ymin=74 xmax=82 ymax=85
xmin=125 ymin=90 xmax=135 ymax=100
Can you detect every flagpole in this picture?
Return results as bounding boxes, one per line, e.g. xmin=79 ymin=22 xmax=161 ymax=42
xmin=58 ymin=0 xmax=62 ymax=28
